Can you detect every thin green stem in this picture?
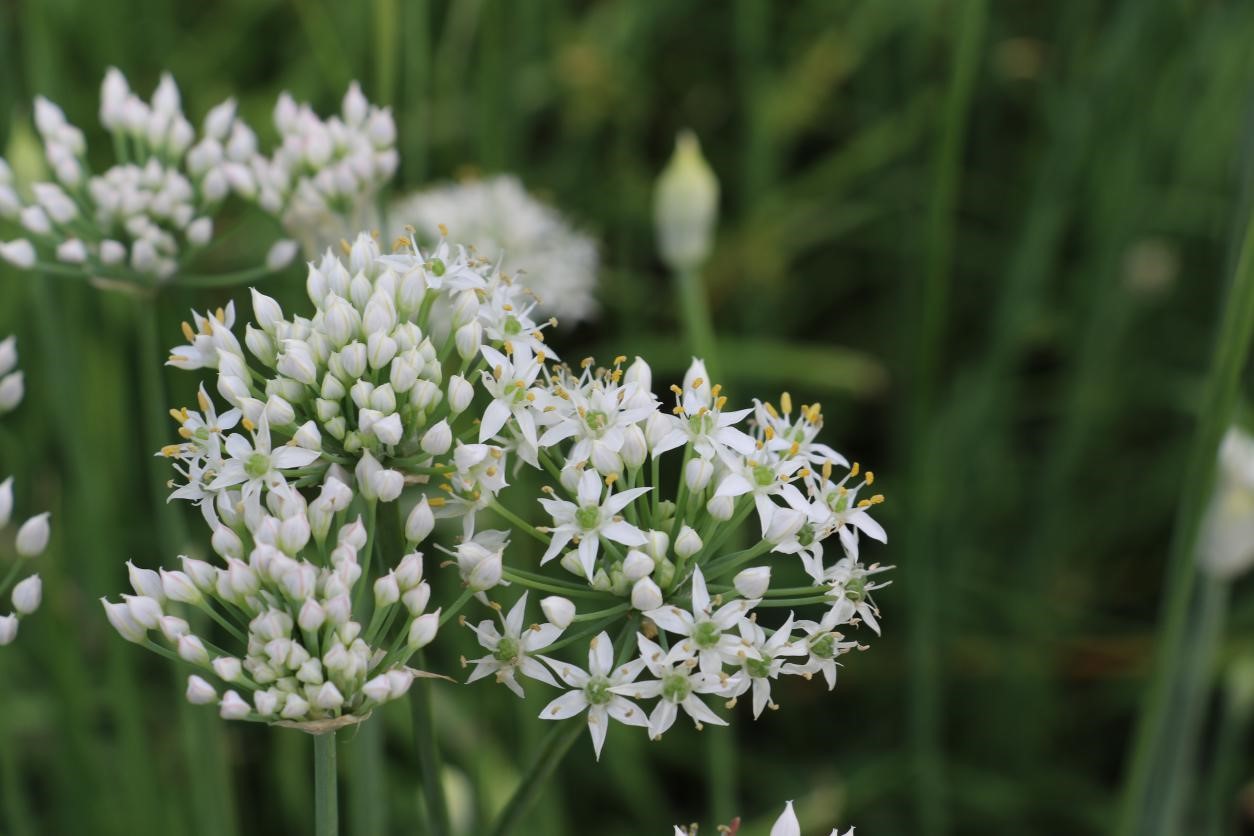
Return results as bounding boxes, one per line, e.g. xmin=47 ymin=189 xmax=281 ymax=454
xmin=487 ymin=719 xmax=586 ymax=836
xmin=314 ymin=732 xmax=339 ymax=836
xmin=674 ymin=267 xmax=720 ymax=380
xmin=489 ymin=499 xmax=549 ymax=544
xmin=1117 ymin=209 xmax=1254 ymax=836
xmin=413 ymin=652 xmax=450 ymax=836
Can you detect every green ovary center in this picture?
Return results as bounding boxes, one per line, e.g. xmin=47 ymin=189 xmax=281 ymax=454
xmin=575 ymin=506 xmax=601 ymax=530
xmin=493 ymin=636 xmax=519 ymax=663
xmin=584 ymin=675 xmax=612 ymax=706
xmin=661 ymin=672 xmax=692 ymax=702
xmin=753 ymin=464 xmax=775 ymax=487
xmin=688 ymin=413 xmax=714 ymax=435
xmin=844 ymin=577 xmax=866 ymax=603
xmin=244 ymin=452 xmax=271 ymax=479
xmin=826 ymin=492 xmax=849 ymax=513
xmin=812 ymin=634 xmax=837 ymax=659
xmin=692 ymin=619 xmax=721 ymax=649
xmin=586 ymin=411 xmax=609 ymax=432
xmin=427 ymin=258 xmax=446 ymax=276
xmin=503 ymin=315 xmax=523 ymax=336
xmin=798 ymin=523 xmax=816 ymax=547
xmin=745 ymin=656 xmax=772 ymax=678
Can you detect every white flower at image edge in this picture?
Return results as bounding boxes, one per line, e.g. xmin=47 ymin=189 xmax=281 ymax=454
xmin=768 ymin=800 xmax=855 ymax=836
xmin=538 ymin=630 xmax=649 ymax=760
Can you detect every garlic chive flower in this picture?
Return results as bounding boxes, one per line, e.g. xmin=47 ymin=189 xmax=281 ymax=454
xmin=464 ymin=592 xmax=562 ymax=698
xmin=390 ymin=175 xmax=600 ymax=324
xmin=103 ymin=483 xmax=439 ymax=727
xmin=538 ymin=630 xmax=648 ymax=760
xmin=0 ymin=68 xmax=265 ymax=286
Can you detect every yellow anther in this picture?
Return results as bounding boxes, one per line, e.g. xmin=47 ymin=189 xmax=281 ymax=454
xmin=438 ymin=223 xmax=449 ymax=237
xmin=669 ymin=384 xmax=684 ymax=396
xmin=865 ymin=471 xmax=875 ymax=486
xmin=502 ymin=303 xmax=514 ymax=312
xmin=214 ymin=307 xmax=226 ymax=323
xmin=178 ymin=427 xmax=193 ymax=439
xmin=858 ymin=499 xmax=872 ymax=509
xmin=340 ymin=239 xmax=352 ymax=254
xmin=485 ymin=467 xmax=498 ymax=477
xmin=605 ymin=473 xmax=618 ymax=486
xmin=715 ymin=395 xmax=727 ymax=410
xmin=439 ymin=483 xmax=453 ymax=493
xmin=159 ymin=444 xmax=182 ymax=458
xmin=797 ymin=467 xmax=811 ymax=479
xmin=241 ymin=417 xmax=255 ymax=432
xmin=850 ymin=462 xmax=860 ymax=478
xmin=710 ymin=383 xmax=722 ymax=398
xmin=169 ymin=408 xmax=185 ymax=422
xmin=514 ymin=379 xmax=525 ymax=389
xmin=196 ymin=390 xmax=210 ymax=412
xmin=526 ymin=392 xmax=536 ymax=401
xmin=581 ymin=357 xmax=594 ymax=368
xmin=789 ymin=442 xmax=800 ymax=457
xmin=822 ymin=461 xmax=833 ymax=480
xmin=427 ymin=497 xmax=447 ymax=507
xmin=808 ymin=403 xmax=822 ymax=423
xmin=181 ymin=321 xmax=196 ymax=342
xmin=613 ymin=355 xmax=627 ymax=366
xmin=870 ymin=494 xmax=885 ymax=504
xmin=764 ymin=427 xmax=775 ymax=441
xmin=780 ymin=392 xmax=793 ymax=414
xmin=672 ymin=406 xmax=686 ymax=415
xmin=690 ymin=377 xmax=704 ymax=390
xmin=764 ymin=402 xmax=779 ymax=419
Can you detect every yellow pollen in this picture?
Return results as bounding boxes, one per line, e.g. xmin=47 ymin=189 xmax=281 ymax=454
xmin=215 ymin=307 xmax=226 ymax=323
xmin=789 ymin=442 xmax=800 ymax=457
xmin=715 ymin=395 xmax=727 ymax=410
xmin=711 ymin=384 xmax=722 ymax=398
xmin=168 ymin=408 xmax=184 ymax=422
xmin=196 ymin=390 xmax=210 ymax=411
xmin=427 ymin=497 xmax=447 ymax=507
xmin=613 ymin=355 xmax=626 ymax=366
xmin=581 ymin=357 xmax=594 ymax=368
xmin=690 ymin=377 xmax=704 ymax=390
xmin=502 ymin=303 xmax=513 ymax=312
xmin=822 ymin=461 xmax=833 ymax=480
xmin=764 ymin=402 xmax=779 ymax=419
xmin=339 ymin=239 xmax=352 ymax=254
xmin=669 ymin=384 xmax=683 ymax=396
xmin=438 ymin=223 xmax=448 ymax=237
xmin=780 ymin=392 xmax=793 ymax=414
xmin=160 ymin=444 xmax=181 ymax=457
xmin=178 ymin=427 xmax=193 ymax=439
xmin=181 ymin=321 xmax=195 ymax=342
xmin=672 ymin=406 xmax=685 ymax=415
xmin=870 ymin=494 xmax=885 ymax=504
xmin=850 ymin=462 xmax=860 ymax=478
xmin=865 ymin=471 xmax=875 ymax=485
xmin=764 ymin=427 xmax=775 ymax=441
xmin=241 ymin=418 xmax=255 ymax=432
xmin=605 ymin=473 xmax=618 ymax=486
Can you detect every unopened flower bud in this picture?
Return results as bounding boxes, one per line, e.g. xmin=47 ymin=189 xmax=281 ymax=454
xmin=186 ymin=675 xmax=217 ymax=705
xmin=402 ymin=583 xmax=431 ymax=616
xmin=266 ymin=239 xmax=299 ymax=272
xmin=707 ymin=494 xmax=735 ymax=521
xmin=0 ymin=478 xmax=11 ymax=527
xmin=421 ymin=419 xmax=452 ymax=455
xmin=407 ymin=611 xmax=439 ymax=650
xmin=655 ymin=130 xmax=719 ymax=273
xmin=540 ymin=596 xmax=576 ymax=629
xmin=631 ymin=577 xmax=664 ymax=611
xmin=621 ymin=425 xmax=648 ymax=470
xmin=371 ymin=469 xmax=404 ymax=503
xmin=622 ymin=550 xmax=654 ymax=582
xmin=177 ymin=634 xmax=210 ymax=666
xmin=405 ymin=498 xmax=434 ymax=545
xmin=674 ymin=525 xmax=702 ymax=558
xmin=455 ymin=321 xmax=482 ymax=360
xmin=298 ymin=599 xmax=326 ymax=632
xmin=734 ymin=566 xmax=771 ymax=599
xmin=0 ymin=614 xmax=15 ymax=645
xmin=15 ymin=513 xmax=50 ymax=557
xmin=448 ymin=375 xmax=474 ymax=414
xmin=374 ymin=573 xmax=401 ymax=608
xmin=211 ymin=525 xmax=244 ymax=560
xmin=11 ymin=575 xmax=41 ymax=615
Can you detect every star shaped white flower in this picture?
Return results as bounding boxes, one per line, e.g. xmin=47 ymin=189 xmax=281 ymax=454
xmin=479 ymin=344 xmax=545 ymax=464
xmin=713 ymin=453 xmax=808 ymax=536
xmin=806 ymin=464 xmax=886 ymax=561
xmin=613 ymin=633 xmax=726 ymax=739
xmin=719 ymin=613 xmax=805 ymax=718
xmin=538 ymin=630 xmax=649 ymax=759
xmin=465 ymin=592 xmax=562 ymax=698
xmin=651 ymin=358 xmax=756 ymax=460
xmin=208 ymin=414 xmax=319 ymax=507
xmin=644 ymin=566 xmax=758 ymax=674
xmin=823 ymin=557 xmax=891 ymax=636
xmin=538 ymin=468 xmax=649 ymax=580
xmin=782 ymin=607 xmax=860 ymax=690
xmin=477 ymin=281 xmax=555 ymax=359
xmin=753 ymin=396 xmax=849 ymax=470
xmin=536 ymin=363 xmax=657 ymax=471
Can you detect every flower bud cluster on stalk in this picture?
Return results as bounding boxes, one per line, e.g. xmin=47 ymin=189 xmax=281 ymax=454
xmin=101 ymin=479 xmax=440 ymax=727
xmin=109 ymin=229 xmax=890 ymax=753
xmin=0 ymin=337 xmax=50 ymax=646
xmin=0 ymin=69 xmax=395 ymax=289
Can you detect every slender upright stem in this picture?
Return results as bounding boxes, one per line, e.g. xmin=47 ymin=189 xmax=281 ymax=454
xmin=674 ymin=268 xmax=719 ymax=378
xmin=413 ymin=653 xmax=450 ymax=836
xmin=1117 ymin=210 xmax=1254 ymax=836
xmin=488 ymin=720 xmax=585 ymax=836
xmin=314 ymin=732 xmax=339 ymax=836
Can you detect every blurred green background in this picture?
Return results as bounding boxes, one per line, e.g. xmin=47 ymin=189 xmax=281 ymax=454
xmin=2 ymin=0 xmax=1254 ymax=834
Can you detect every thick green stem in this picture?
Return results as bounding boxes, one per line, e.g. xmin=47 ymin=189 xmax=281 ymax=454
xmin=487 ymin=719 xmax=586 ymax=836
xmin=1117 ymin=209 xmax=1254 ymax=836
xmin=314 ymin=732 xmax=339 ymax=836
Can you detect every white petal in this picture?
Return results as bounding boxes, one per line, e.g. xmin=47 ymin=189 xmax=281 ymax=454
xmin=539 ymin=690 xmax=588 ymax=720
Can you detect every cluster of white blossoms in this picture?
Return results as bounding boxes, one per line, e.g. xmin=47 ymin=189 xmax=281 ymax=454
xmin=0 ymin=68 xmax=292 ymax=284
xmin=101 ymin=479 xmax=441 ymax=726
xmin=161 ymin=230 xmax=553 ymax=530
xmin=0 ymin=337 xmax=50 ymax=646
xmin=247 ymin=83 xmax=398 ymax=257
xmin=111 ymin=228 xmax=887 ymax=753
xmin=456 ymin=352 xmax=889 ymax=758
xmin=390 ymin=175 xmax=599 ymax=323
xmin=673 ymin=800 xmax=853 ymax=835
xmin=0 ymin=70 xmax=401 ymax=288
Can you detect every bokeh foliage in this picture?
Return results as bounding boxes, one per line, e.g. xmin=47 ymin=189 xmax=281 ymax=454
xmin=1 ymin=0 xmax=1254 ymax=834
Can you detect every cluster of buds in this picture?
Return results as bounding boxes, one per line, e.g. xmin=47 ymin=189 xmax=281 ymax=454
xmin=455 ymin=353 xmax=889 ymax=758
xmin=247 ymin=84 xmax=398 ymax=256
xmin=0 ymin=69 xmax=290 ymax=285
xmin=391 ymin=175 xmax=599 ymax=324
xmin=102 ymin=481 xmax=440 ymax=727
xmin=1 ymin=337 xmax=49 ymax=646
xmin=162 ymin=230 xmax=553 ymax=531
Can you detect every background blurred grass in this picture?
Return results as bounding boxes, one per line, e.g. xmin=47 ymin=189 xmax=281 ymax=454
xmin=2 ymin=0 xmax=1254 ymax=834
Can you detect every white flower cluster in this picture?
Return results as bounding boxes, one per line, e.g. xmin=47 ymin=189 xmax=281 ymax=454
xmin=0 ymin=337 xmax=49 ymax=646
xmin=456 ymin=354 xmax=889 ymax=759
xmin=0 ymin=68 xmax=277 ymax=283
xmin=162 ymin=231 xmax=553 ymax=528
xmin=391 ymin=175 xmax=599 ymax=324
xmin=101 ymin=481 xmax=440 ymax=726
xmin=247 ymin=83 xmax=398 ymax=257
xmin=673 ymin=800 xmax=854 ymax=836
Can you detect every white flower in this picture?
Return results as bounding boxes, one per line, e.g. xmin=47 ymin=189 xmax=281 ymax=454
xmin=652 ymin=359 xmax=755 ymax=460
xmin=823 ymin=558 xmax=891 ymax=636
xmin=782 ymin=608 xmax=860 ymax=690
xmin=644 ymin=566 xmax=757 ymax=674
xmin=15 ymin=512 xmax=51 ymax=557
xmin=614 ymin=633 xmax=726 ymax=739
xmin=538 ymin=469 xmax=650 ymax=580
xmin=765 ymin=800 xmax=855 ymax=836
xmin=11 ymin=575 xmax=42 ymax=615
xmin=209 ymin=415 xmax=319 ymax=509
xmin=465 ymin=592 xmax=563 ymax=698
xmin=1200 ymin=426 xmax=1254 ymax=578
xmin=478 ymin=344 xmax=545 ymax=462
xmin=538 ymin=630 xmax=649 ymax=759
xmin=719 ymin=613 xmax=804 ymax=718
